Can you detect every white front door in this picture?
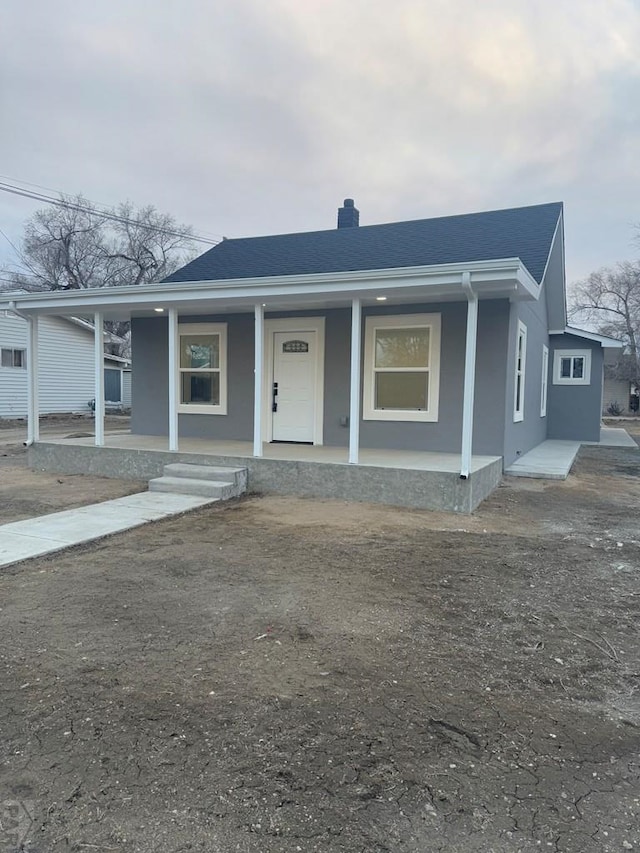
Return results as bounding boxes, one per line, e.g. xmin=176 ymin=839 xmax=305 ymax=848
xmin=272 ymin=331 xmax=316 ymax=443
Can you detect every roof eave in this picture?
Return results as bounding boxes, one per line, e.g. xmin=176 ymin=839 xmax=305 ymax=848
xmin=0 ymin=258 xmax=539 ymax=315
xmin=549 ymin=326 xmax=625 ymax=347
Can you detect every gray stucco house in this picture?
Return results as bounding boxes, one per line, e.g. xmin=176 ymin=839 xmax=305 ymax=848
xmin=0 ymin=199 xmax=620 ymax=512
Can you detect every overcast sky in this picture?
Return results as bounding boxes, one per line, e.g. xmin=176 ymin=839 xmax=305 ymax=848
xmin=1 ymin=0 xmax=639 ymax=284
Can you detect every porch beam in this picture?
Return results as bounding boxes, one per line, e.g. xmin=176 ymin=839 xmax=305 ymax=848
xmin=460 ymin=273 xmax=478 ymax=479
xmin=348 ymin=298 xmax=361 ymax=464
xmin=94 ymin=312 xmax=105 ymax=447
xmin=253 ymin=303 xmax=264 ymax=457
xmin=26 ymin=316 xmax=39 ymax=443
xmin=168 ymin=308 xmax=179 ymax=452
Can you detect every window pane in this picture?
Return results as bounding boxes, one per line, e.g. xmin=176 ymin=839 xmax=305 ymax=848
xmin=572 ymin=357 xmax=584 ymax=379
xmin=375 ymin=328 xmax=429 ymax=369
xmin=13 ymin=350 xmax=24 ymax=368
xmin=180 ymin=335 xmax=219 ymax=369
xmin=181 ymin=372 xmax=220 ymax=405
xmin=375 ymin=372 xmax=428 ymax=410
xmin=560 ymin=357 xmax=572 ymax=378
xmin=1 ymin=349 xmax=11 ymax=367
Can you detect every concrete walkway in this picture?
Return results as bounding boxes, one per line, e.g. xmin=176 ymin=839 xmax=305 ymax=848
xmin=0 ymin=491 xmax=217 ymax=569
xmin=584 ymin=426 xmax=638 ymax=448
xmin=505 ymin=426 xmax=637 ymax=479
xmin=504 ymin=440 xmax=581 ymax=479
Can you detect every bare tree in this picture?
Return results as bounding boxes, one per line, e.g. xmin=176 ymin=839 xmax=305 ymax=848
xmin=3 ymin=194 xmax=197 ymax=293
xmin=570 ymin=260 xmax=640 ymax=388
xmin=2 ymin=195 xmax=199 ymax=356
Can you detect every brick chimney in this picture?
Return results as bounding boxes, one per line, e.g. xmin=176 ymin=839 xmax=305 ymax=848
xmin=337 ymin=198 xmax=359 ymax=229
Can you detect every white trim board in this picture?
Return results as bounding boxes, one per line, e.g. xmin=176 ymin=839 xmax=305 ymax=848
xmin=1 ymin=258 xmax=541 ymax=316
xmin=549 ymin=326 xmax=624 ymax=347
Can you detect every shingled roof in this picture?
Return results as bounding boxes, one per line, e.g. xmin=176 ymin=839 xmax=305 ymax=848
xmin=164 ymin=201 xmax=563 ymax=286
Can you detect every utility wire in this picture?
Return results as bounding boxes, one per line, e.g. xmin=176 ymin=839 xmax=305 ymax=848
xmin=0 ymin=225 xmax=21 ymax=256
xmin=0 ymin=179 xmax=221 ymax=246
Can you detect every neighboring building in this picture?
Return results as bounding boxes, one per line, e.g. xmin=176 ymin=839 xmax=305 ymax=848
xmin=104 ymin=354 xmax=132 ymax=407
xmin=0 ymin=200 xmax=624 ymax=510
xmin=0 ymin=310 xmax=130 ymax=418
xmin=602 ymin=350 xmax=639 ymax=414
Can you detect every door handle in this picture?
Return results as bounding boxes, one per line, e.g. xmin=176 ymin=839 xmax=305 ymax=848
xmin=272 ymin=381 xmax=278 ymax=412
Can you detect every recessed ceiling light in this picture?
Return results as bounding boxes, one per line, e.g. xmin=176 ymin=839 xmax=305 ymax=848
xmin=154 ymin=307 xmax=164 ymax=312
xmin=375 ymin=296 xmax=387 ymax=301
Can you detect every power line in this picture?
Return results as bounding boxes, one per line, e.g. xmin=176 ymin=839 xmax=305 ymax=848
xmin=0 ymin=179 xmax=221 ymax=246
xmin=0 ymin=226 xmax=20 ymax=256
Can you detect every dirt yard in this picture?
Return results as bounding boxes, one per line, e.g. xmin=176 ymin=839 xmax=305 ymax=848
xmin=0 ymin=415 xmax=142 ymax=525
xmin=0 ymin=421 xmax=639 ymax=852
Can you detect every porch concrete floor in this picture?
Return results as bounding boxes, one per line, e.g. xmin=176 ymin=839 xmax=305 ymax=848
xmin=46 ymin=431 xmax=501 ymax=474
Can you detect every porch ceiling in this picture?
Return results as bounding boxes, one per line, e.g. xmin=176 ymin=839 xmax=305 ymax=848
xmin=0 ymin=258 xmax=539 ymax=321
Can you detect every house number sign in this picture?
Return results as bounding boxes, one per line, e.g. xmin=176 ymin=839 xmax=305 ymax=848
xmin=282 ymin=340 xmax=309 ymax=353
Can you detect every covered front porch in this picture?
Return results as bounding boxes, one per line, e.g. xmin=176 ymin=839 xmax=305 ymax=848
xmin=4 ymin=256 xmax=540 ymax=512
xmin=28 ymin=432 xmax=503 ymax=513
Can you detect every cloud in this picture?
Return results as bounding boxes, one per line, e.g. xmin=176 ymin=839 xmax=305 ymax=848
xmin=1 ymin=0 xmax=639 ymax=278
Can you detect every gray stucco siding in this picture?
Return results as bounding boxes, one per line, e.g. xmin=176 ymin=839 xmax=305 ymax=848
xmin=502 ymin=293 xmax=551 ymax=467
xmin=132 ymin=314 xmax=255 ymax=441
xmin=355 ymin=300 xmax=509 ymax=456
xmin=547 ymin=334 xmax=603 ymax=441
xmin=131 ymin=317 xmax=169 ymax=435
xmin=131 ymin=301 xmax=512 ymax=457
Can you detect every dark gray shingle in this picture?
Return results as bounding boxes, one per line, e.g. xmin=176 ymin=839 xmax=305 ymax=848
xmin=164 ymin=202 xmax=562 ymax=286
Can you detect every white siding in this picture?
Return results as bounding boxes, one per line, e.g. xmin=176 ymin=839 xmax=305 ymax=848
xmin=0 ymin=313 xmax=96 ymax=417
xmin=602 ymin=377 xmax=631 ymax=414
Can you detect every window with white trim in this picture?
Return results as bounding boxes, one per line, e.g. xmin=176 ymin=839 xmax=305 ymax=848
xmin=540 ymin=345 xmax=549 ymax=417
xmin=553 ymin=349 xmax=591 ymax=385
xmin=363 ymin=313 xmax=441 ymax=422
xmin=513 ymin=320 xmax=527 ymax=422
xmin=177 ymin=323 xmax=227 ymax=414
xmin=1 ymin=347 xmax=26 ymax=368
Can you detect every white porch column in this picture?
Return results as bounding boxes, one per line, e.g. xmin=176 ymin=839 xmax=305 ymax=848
xmin=348 ymin=298 xmax=362 ymax=464
xmin=460 ymin=273 xmax=478 ymax=479
xmin=26 ymin=315 xmax=39 ymax=443
xmin=168 ymin=307 xmax=179 ymax=452
xmin=253 ymin=303 xmax=264 ymax=457
xmin=94 ymin=312 xmax=105 ymax=447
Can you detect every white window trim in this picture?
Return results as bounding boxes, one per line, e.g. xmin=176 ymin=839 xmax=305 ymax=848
xmin=363 ymin=313 xmax=441 ymax=422
xmin=540 ymin=344 xmax=549 ymax=417
xmin=513 ymin=320 xmax=527 ymax=422
xmin=177 ymin=322 xmax=227 ymax=415
xmin=553 ymin=349 xmax=591 ymax=386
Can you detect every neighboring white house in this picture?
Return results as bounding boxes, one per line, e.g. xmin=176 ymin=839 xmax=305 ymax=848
xmin=602 ymin=348 xmax=639 ymax=414
xmin=0 ymin=310 xmax=130 ymax=418
xmin=104 ymin=353 xmax=132 ymax=408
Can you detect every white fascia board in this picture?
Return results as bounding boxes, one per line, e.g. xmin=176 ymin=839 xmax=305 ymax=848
xmin=0 ymin=258 xmax=535 ymax=315
xmin=549 ymin=326 xmax=624 ymax=347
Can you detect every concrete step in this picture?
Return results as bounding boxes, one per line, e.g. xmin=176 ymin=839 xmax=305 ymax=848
xmin=149 ymin=476 xmax=238 ymax=500
xmin=163 ymin=463 xmax=247 ymax=490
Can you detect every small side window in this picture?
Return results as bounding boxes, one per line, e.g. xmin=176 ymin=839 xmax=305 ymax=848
xmin=513 ymin=321 xmax=527 ymax=422
xmin=540 ymin=345 xmax=549 ymax=417
xmin=1 ymin=348 xmax=26 ymax=368
xmin=553 ymin=350 xmax=591 ymax=386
